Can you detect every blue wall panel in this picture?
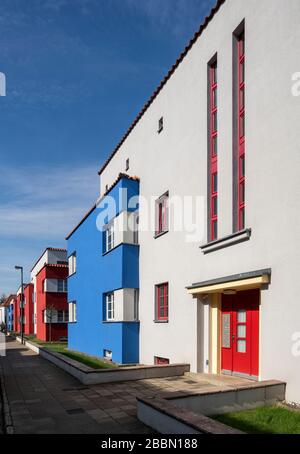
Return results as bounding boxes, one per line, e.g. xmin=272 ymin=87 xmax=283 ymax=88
xmin=67 ymin=177 xmax=140 ymax=363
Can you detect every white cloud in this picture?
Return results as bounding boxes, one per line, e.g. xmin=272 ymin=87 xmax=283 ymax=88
xmin=0 ymin=163 xmax=99 ymax=294
xmin=0 ymin=164 xmax=99 ymax=237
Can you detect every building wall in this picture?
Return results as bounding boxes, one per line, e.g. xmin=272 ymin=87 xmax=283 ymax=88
xmin=7 ymin=302 xmax=14 ymax=332
xmin=24 ymin=284 xmax=34 ymax=335
xmin=0 ymin=307 xmax=5 ymax=325
xmin=68 ymin=177 xmax=140 ymax=364
xmin=36 ymin=265 xmax=68 ymax=342
xmin=30 ymin=248 xmax=67 ymax=335
xmin=98 ymin=0 xmax=300 ymax=402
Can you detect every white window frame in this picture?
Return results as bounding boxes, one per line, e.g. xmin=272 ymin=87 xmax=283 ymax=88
xmin=134 ymin=289 xmax=139 ymax=321
xmin=44 ymin=309 xmax=68 ymax=323
xmin=57 ymin=279 xmax=68 ymax=292
xmin=68 ymin=301 xmax=77 ymax=323
xmin=68 ymin=253 xmax=77 ymax=276
xmin=106 ymin=293 xmax=115 ymax=321
xmin=106 ymin=225 xmax=114 ymax=252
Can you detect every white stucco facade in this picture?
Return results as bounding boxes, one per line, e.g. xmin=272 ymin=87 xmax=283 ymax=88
xmin=0 ymin=306 xmax=6 ymax=324
xmin=98 ymin=0 xmax=300 ymax=403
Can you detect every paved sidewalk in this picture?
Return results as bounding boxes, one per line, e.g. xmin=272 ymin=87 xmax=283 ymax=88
xmin=1 ymin=337 xmax=255 ymax=434
xmin=1 ymin=338 xmax=156 ymax=434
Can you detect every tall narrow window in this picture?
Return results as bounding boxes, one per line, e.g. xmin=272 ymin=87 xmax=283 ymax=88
xmin=106 ymin=293 xmax=115 ymax=321
xmin=68 ymin=301 xmax=77 ymax=323
xmin=134 ymin=289 xmax=139 ymax=321
xmin=155 ymin=283 xmax=168 ymax=322
xmin=57 ymin=279 xmax=68 ymax=292
xmin=208 ymin=58 xmax=218 ymax=241
xmin=238 ymin=32 xmax=245 ymax=230
xmin=68 ymin=253 xmax=76 ymax=276
xmin=106 ymin=225 xmax=114 ymax=252
xmin=155 ymin=192 xmax=169 ymax=237
xmin=233 ymin=24 xmax=245 ymax=232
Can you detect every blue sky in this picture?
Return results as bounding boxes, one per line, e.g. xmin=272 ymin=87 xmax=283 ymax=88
xmin=0 ymin=0 xmax=216 ymax=295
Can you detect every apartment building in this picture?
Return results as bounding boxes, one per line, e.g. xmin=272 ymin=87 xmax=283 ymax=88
xmin=14 ymin=287 xmax=23 ymax=333
xmin=29 ymin=248 xmax=68 ymax=342
xmin=24 ymin=283 xmax=34 ymax=336
xmin=5 ymin=295 xmax=16 ymax=332
xmin=66 ymin=0 xmax=300 ymax=403
xmin=0 ymin=301 xmax=7 ymax=326
xmin=66 ymin=174 xmax=140 ymax=363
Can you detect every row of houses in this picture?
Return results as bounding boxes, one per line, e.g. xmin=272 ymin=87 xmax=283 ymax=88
xmin=0 ymin=248 xmax=68 ymax=342
xmin=1 ymin=0 xmax=300 ymax=405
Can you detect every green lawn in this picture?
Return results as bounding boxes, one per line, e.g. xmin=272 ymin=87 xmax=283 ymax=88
xmin=25 ymin=336 xmax=116 ymax=369
xmin=214 ymin=406 xmax=300 ymax=434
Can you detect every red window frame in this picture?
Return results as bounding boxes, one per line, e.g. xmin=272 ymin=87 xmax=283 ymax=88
xmin=209 ymin=61 xmax=218 ymax=241
xmin=155 ymin=282 xmax=168 ymax=321
xmin=237 ymin=33 xmax=245 ymax=230
xmin=154 ymin=356 xmax=169 ymax=365
xmin=155 ymin=193 xmax=168 ymax=236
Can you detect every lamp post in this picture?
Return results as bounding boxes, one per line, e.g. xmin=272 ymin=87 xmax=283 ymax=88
xmin=15 ymin=266 xmax=24 ymax=345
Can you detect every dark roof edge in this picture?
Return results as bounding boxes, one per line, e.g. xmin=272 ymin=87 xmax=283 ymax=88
xmin=187 ymin=269 xmax=272 ymax=290
xmin=65 ymin=204 xmax=97 ymax=241
xmin=97 ymin=0 xmax=225 ymax=176
xmin=65 ymin=173 xmax=140 ymax=240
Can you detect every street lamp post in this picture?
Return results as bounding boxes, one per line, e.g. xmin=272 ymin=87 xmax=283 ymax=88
xmin=15 ymin=266 xmax=24 ymax=345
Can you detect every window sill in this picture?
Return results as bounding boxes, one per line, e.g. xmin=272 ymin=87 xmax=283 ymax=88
xmin=200 ymin=228 xmax=251 ymax=254
xmin=154 ymin=230 xmax=168 ymax=240
xmin=154 ymin=320 xmax=169 ymax=324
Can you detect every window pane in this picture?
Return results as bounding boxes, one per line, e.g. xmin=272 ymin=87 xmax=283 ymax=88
xmin=239 ymin=181 xmax=245 ymax=204
xmin=212 ymin=220 xmax=218 ymax=240
xmin=212 ymin=87 xmax=217 ymax=108
xmin=212 ymin=196 xmax=218 ymax=216
xmin=237 ymin=339 xmax=246 ymax=353
xmin=237 ymin=310 xmax=246 ymax=323
xmin=212 ymin=135 xmax=217 ymax=157
xmin=237 ymin=325 xmax=246 ymax=338
xmin=240 ymin=59 xmax=245 ymax=83
xmin=57 ymin=280 xmax=63 ymax=292
xmin=239 ymin=113 xmax=245 ymax=137
xmin=212 ymin=172 xmax=218 ymax=193
xmin=212 ymin=111 xmax=217 ymax=133
xmin=240 ymin=155 xmax=245 ymax=177
xmin=240 ymin=87 xmax=245 ymax=110
xmin=239 ymin=207 xmax=245 ymax=229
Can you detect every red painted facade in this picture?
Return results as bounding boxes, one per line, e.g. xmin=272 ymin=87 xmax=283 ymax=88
xmin=24 ymin=283 xmax=34 ymax=335
xmin=36 ymin=264 xmax=68 ymax=342
xmin=14 ymin=294 xmax=22 ymax=332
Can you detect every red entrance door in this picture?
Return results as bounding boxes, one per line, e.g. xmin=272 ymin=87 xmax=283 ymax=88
xmin=221 ymin=290 xmax=259 ymax=379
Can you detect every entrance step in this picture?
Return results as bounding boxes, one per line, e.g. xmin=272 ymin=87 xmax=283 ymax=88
xmin=137 ymin=374 xmax=286 ymax=434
